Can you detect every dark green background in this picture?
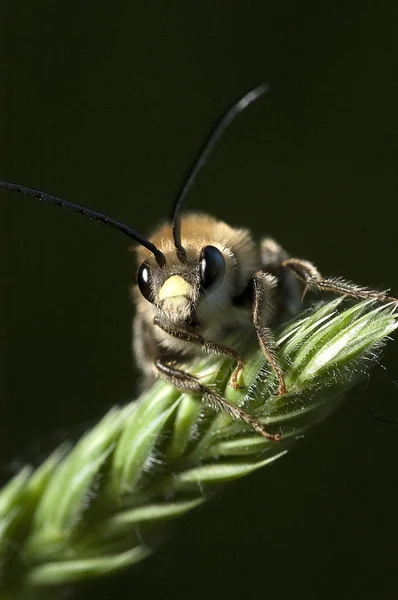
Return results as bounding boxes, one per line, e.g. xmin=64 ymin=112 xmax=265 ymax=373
xmin=2 ymin=2 xmax=398 ymax=599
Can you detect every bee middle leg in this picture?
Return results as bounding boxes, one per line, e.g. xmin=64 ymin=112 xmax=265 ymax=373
xmin=154 ymin=358 xmax=280 ymax=441
xmin=154 ymin=318 xmax=244 ymax=388
xmin=252 ymin=271 xmax=287 ymax=395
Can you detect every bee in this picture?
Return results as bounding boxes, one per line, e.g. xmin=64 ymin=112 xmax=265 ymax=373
xmin=1 ymin=84 xmax=395 ymax=441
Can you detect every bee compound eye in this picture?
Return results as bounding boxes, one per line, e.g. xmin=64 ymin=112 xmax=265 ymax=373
xmin=137 ymin=262 xmax=154 ymax=302
xmin=200 ymin=245 xmax=226 ymax=290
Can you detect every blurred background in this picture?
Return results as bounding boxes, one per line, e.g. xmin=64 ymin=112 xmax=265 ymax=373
xmin=2 ymin=2 xmax=398 ymax=598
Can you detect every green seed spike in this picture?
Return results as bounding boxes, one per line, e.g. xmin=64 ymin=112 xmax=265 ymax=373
xmin=0 ymin=299 xmax=396 ymax=600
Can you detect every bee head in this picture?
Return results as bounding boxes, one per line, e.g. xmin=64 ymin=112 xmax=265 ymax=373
xmin=135 ymin=217 xmax=232 ymax=325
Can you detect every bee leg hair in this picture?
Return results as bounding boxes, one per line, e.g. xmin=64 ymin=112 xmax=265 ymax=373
xmin=154 ymin=318 xmax=244 ymax=389
xmin=252 ymin=272 xmax=287 ymax=396
xmin=281 ymin=258 xmax=398 ymax=304
xmin=154 ymin=358 xmax=280 ymax=441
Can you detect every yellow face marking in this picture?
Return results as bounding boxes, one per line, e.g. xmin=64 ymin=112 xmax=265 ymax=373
xmin=159 ymin=275 xmax=193 ymax=300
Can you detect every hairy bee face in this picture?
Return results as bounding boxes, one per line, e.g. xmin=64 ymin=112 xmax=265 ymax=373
xmin=137 ymin=250 xmax=201 ymax=324
xmin=136 ymin=242 xmax=232 ymax=326
xmin=133 ymin=213 xmax=259 ymax=328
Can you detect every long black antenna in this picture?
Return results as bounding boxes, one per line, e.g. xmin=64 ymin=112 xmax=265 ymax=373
xmin=171 ymin=83 xmax=270 ymax=262
xmin=0 ymin=180 xmax=166 ymax=267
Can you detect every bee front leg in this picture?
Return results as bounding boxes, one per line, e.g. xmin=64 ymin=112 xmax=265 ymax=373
xmin=281 ymin=258 xmax=398 ymax=304
xmin=252 ymin=272 xmax=287 ymax=396
xmin=153 ymin=318 xmax=244 ymax=389
xmin=154 ymin=358 xmax=280 ymax=441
